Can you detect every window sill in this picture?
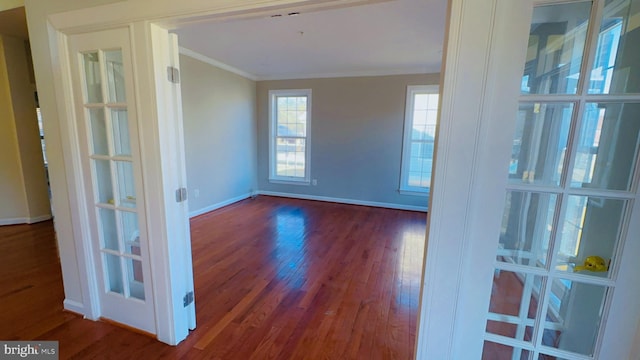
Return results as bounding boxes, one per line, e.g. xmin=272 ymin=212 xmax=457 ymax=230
xmin=399 ymin=189 xmax=430 ymax=197
xmin=269 ymin=179 xmax=310 ymax=186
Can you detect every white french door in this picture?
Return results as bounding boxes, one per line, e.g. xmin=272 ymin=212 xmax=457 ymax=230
xmin=480 ymin=0 xmax=640 ymax=359
xmin=68 ymin=28 xmax=155 ymax=333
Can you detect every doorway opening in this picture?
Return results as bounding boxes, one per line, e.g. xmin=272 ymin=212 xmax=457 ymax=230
xmin=165 ymin=0 xmax=446 ymax=356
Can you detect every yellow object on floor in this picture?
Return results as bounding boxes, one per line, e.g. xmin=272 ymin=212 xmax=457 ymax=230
xmin=574 ymin=256 xmax=608 ymax=272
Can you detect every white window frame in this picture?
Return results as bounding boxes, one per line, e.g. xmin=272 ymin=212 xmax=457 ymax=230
xmin=268 ymin=89 xmax=312 ymax=185
xmin=400 ymin=85 xmax=439 ymax=195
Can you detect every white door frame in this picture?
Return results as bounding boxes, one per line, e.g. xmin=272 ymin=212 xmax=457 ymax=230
xmin=416 ymin=1 xmax=531 ymax=357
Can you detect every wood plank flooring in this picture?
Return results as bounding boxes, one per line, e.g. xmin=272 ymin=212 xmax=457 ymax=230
xmin=0 ymin=196 xmax=427 ymax=359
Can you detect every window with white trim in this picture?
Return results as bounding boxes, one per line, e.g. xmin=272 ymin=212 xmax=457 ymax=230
xmin=400 ymin=85 xmax=439 ymax=194
xmin=269 ymin=89 xmax=311 ymax=184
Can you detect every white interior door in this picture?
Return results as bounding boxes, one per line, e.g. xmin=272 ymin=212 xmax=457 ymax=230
xmin=478 ymin=0 xmax=640 ymax=358
xmin=68 ymin=27 xmax=155 ymax=334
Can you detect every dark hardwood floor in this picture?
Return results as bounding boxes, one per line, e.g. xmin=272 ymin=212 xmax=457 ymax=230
xmin=0 ymin=196 xmax=427 ymax=359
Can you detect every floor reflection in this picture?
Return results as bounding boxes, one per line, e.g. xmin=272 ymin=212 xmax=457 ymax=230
xmin=274 ymin=208 xmax=308 ymax=288
xmin=396 ymin=225 xmax=426 ymax=310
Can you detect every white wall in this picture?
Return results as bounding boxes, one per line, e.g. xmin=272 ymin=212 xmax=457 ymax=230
xmin=256 ymin=74 xmax=439 ymax=210
xmin=0 ymin=34 xmax=50 ymax=225
xmin=0 ymin=35 xmax=29 ymax=221
xmin=179 ymin=52 xmax=257 ymax=217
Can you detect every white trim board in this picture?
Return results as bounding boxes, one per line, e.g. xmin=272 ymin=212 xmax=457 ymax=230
xmin=0 ymin=214 xmax=53 ymax=226
xmin=178 ymin=46 xmax=258 ymax=81
xmin=257 ymin=191 xmax=428 ymax=212
xmin=63 ymin=299 xmax=87 ymax=318
xmin=189 ymin=192 xmax=254 ymax=218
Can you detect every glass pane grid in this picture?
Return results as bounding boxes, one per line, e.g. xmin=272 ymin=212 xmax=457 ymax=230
xmin=100 ymin=248 xmax=143 ymax=261
xmin=275 ymin=137 xmax=306 ymax=178
xmin=404 ymin=91 xmax=437 ymax=191
xmin=491 ymin=0 xmax=640 ymax=358
xmin=482 ymin=338 xmax=533 ymax=360
xmin=273 ymin=94 xmax=308 ymax=180
xmin=81 ymin=48 xmax=146 ymax=302
xmin=276 ymin=95 xmax=307 ymax=138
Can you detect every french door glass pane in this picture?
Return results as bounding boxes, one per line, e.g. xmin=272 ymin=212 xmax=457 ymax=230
xmin=482 ymin=341 xmax=531 ymax=360
xmin=79 ymin=43 xmax=147 ymax=306
xmin=111 ymin=109 xmax=131 ymax=156
xmin=105 ymin=50 xmax=126 ymax=103
xmin=104 ymin=253 xmax=124 ymax=295
xmin=89 ymin=108 xmax=108 ymax=155
xmin=94 ymin=159 xmax=113 ymax=204
xmin=571 ymin=102 xmax=640 ymax=191
xmin=488 ymin=1 xmax=639 ymax=358
xmin=509 ymin=103 xmax=573 ymax=186
xmin=486 ymin=271 xmax=542 ymax=339
xmin=498 ymin=192 xmax=557 ymax=268
xmin=99 ymin=208 xmax=118 ymax=251
xmin=588 ymin=0 xmax=640 ymax=94
xmin=556 ymin=196 xmax=626 ymax=276
xmin=83 ymin=52 xmax=102 ymax=103
xmin=120 ymin=210 xmax=140 ymax=255
xmin=541 ymin=280 xmax=608 ymax=356
xmin=522 ymin=2 xmax=592 ymax=94
xmin=115 ymin=161 xmax=136 ymax=208
xmin=126 ymin=257 xmax=145 ymax=300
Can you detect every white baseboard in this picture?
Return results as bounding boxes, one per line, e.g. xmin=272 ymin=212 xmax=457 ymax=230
xmin=63 ymin=299 xmax=87 ymax=317
xmin=257 ymin=191 xmax=428 ymax=212
xmin=27 ymin=214 xmax=53 ymax=224
xmin=189 ymin=192 xmax=254 ymax=218
xmin=0 ymin=214 xmax=52 ymax=226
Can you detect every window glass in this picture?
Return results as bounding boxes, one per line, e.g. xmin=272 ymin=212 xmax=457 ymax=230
xmin=269 ymin=90 xmax=311 ymax=183
xmin=521 ymin=2 xmax=592 ymax=94
xmin=401 ymin=86 xmax=439 ymax=193
xmin=571 ymin=102 xmax=640 ymax=191
xmin=588 ymin=0 xmax=640 ymax=94
xmin=509 ymin=103 xmax=573 ymax=186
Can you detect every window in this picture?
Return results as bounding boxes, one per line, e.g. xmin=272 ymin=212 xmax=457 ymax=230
xmin=269 ymin=89 xmax=311 ymax=184
xmin=400 ymin=85 xmax=439 ymax=194
xmin=36 ymin=107 xmax=47 ymax=166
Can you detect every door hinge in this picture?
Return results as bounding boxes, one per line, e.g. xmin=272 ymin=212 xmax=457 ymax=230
xmin=167 ymin=66 xmax=180 ymax=84
xmin=175 ymin=187 xmax=188 ymax=203
xmin=183 ymin=291 xmax=194 ymax=307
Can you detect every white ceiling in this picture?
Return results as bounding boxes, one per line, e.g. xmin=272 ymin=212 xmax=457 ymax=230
xmin=172 ymin=0 xmax=446 ymax=80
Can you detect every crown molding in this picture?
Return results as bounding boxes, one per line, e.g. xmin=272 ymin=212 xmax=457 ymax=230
xmin=178 ymin=46 xmax=258 ymax=81
xmin=179 ymin=46 xmax=440 ymax=82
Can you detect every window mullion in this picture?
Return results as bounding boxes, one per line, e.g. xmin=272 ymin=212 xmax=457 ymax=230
xmin=579 ymin=0 xmax=606 ymax=97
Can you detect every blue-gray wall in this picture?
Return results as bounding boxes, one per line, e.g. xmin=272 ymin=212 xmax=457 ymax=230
xmin=180 ymin=54 xmax=257 ymax=216
xmin=256 ymin=74 xmax=440 ymax=209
